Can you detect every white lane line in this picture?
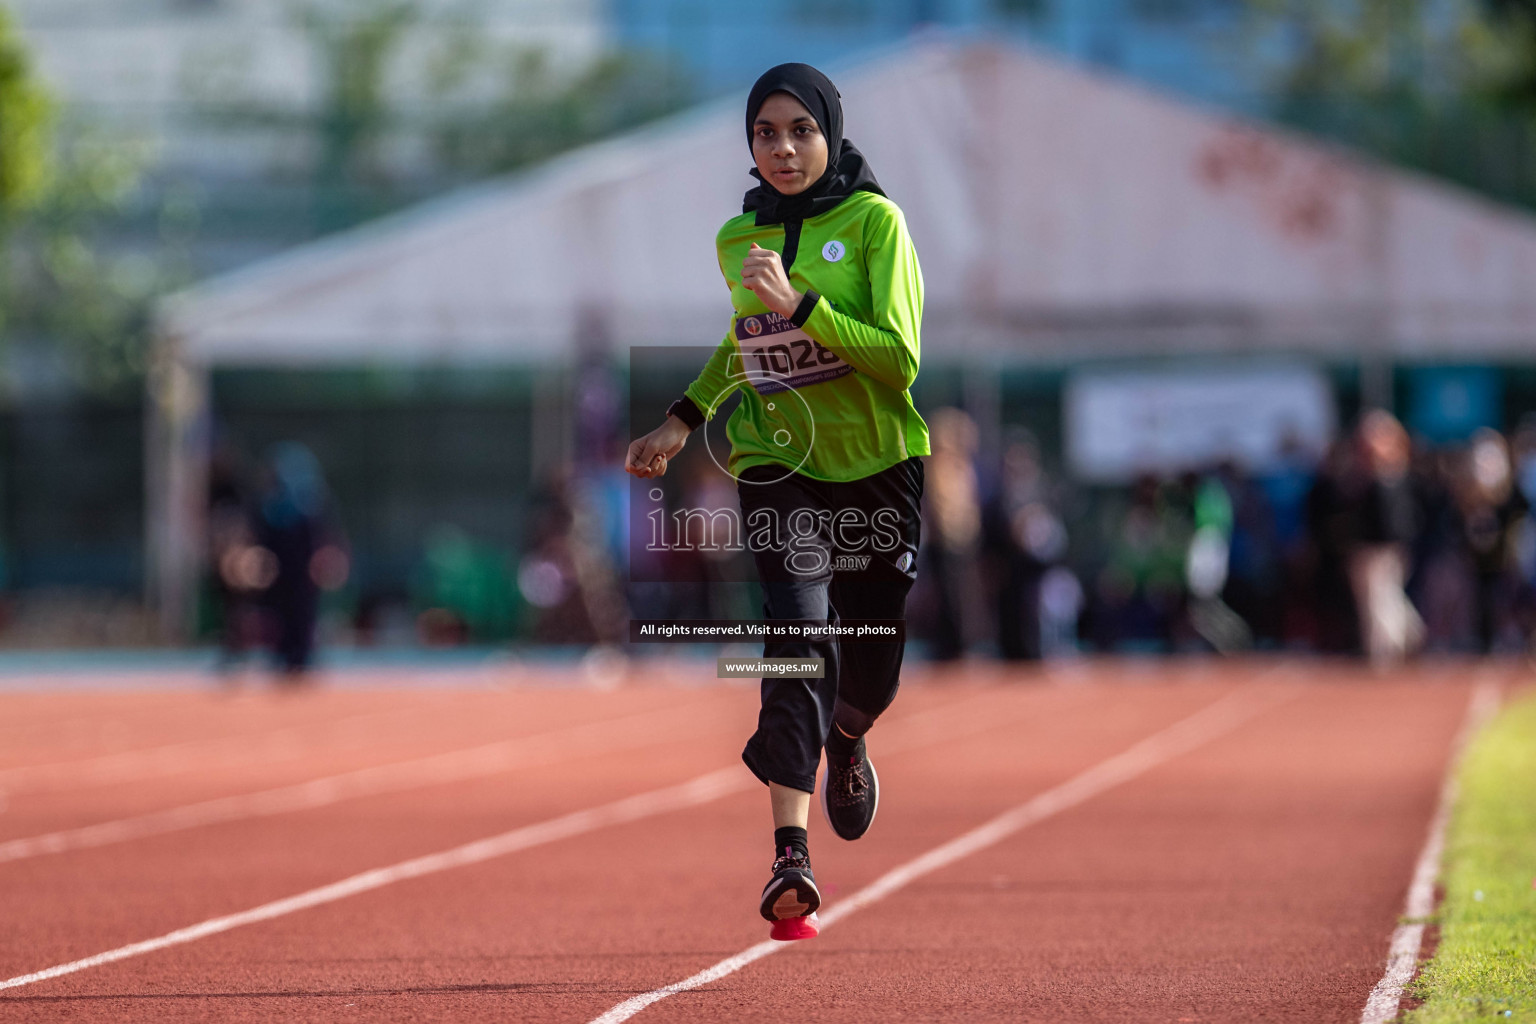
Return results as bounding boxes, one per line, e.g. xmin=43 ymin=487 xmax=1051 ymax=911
xmin=0 ymin=706 xmax=427 ymax=793
xmin=0 ymin=686 xmax=1007 ymax=865
xmin=0 ymin=686 xmax=1040 ymax=992
xmin=0 ymin=683 xmax=1058 ymax=865
xmin=588 ymin=684 xmax=1294 ymax=1024
xmin=1359 ymin=673 xmax=1504 ymax=1024
xmin=0 ymin=699 xmax=735 ymax=864
xmin=0 ymin=765 xmax=756 ymax=994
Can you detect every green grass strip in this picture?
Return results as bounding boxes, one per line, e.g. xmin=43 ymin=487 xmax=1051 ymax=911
xmin=1406 ymin=688 xmax=1536 ymax=1023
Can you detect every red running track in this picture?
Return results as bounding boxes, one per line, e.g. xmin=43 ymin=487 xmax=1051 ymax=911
xmin=0 ymin=658 xmax=1509 ymax=1022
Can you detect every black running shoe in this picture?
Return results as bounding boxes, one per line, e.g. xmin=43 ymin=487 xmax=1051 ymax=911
xmin=821 ymin=736 xmax=879 ymax=840
xmin=759 ymin=850 xmax=821 ymax=925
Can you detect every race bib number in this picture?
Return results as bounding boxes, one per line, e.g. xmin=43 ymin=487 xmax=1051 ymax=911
xmin=734 ymin=312 xmax=854 ymax=396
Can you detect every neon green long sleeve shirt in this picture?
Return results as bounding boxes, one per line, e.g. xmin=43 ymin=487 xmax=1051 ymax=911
xmin=682 ymin=190 xmax=930 ymax=483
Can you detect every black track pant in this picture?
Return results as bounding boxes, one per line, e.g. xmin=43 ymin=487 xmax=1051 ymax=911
xmin=737 ymin=457 xmax=924 ymax=794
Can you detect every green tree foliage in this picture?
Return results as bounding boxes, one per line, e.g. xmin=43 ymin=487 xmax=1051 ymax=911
xmin=1470 ymin=0 xmax=1536 ymax=106
xmin=7 ymin=0 xmax=688 ymax=387
xmin=292 ymin=0 xmax=690 ymax=189
xmin=424 ymin=48 xmax=690 ymax=181
xmin=0 ymin=4 xmax=50 ymax=230
xmin=294 ymin=0 xmax=417 ymax=230
xmin=199 ymin=3 xmax=690 ymax=232
xmin=0 ymin=3 xmax=187 ymax=393
xmin=1246 ymin=0 xmax=1536 ymax=210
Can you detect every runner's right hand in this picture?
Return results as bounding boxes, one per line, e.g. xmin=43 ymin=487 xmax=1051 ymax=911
xmin=625 ymin=416 xmax=692 ymax=478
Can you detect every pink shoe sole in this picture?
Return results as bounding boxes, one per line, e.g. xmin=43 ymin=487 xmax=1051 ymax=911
xmin=769 ymin=913 xmax=820 ymax=941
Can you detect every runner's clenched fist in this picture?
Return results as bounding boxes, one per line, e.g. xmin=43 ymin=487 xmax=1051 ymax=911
xmin=741 ymin=243 xmax=803 ymax=319
xmin=625 ymin=414 xmax=691 ymax=478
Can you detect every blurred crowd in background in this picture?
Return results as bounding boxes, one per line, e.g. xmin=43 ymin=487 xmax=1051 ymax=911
xmin=916 ymin=409 xmax=1536 ymax=665
xmin=203 ymin=403 xmax=1536 ymax=672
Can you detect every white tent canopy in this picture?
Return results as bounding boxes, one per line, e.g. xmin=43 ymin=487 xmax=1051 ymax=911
xmin=149 ymin=37 xmax=1536 ymax=634
xmin=160 ymin=38 xmax=1536 ymax=367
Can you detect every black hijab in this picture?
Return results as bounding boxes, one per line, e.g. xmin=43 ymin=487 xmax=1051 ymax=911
xmin=742 ymin=63 xmax=884 ymax=226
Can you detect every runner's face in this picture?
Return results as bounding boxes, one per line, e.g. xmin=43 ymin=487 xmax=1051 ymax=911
xmin=751 ymin=92 xmax=829 ymax=197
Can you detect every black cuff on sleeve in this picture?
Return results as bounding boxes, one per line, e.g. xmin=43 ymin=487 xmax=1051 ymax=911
xmin=790 ymin=290 xmax=820 ymax=328
xmin=666 ymin=396 xmax=705 ymax=431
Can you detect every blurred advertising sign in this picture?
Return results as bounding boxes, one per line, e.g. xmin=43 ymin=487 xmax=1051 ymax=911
xmin=1065 ymin=365 xmax=1333 ymax=483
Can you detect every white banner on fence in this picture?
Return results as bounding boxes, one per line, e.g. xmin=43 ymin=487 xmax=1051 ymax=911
xmin=1065 ymin=364 xmax=1334 ymax=483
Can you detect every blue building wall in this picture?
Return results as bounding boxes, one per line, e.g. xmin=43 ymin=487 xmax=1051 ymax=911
xmin=610 ymin=0 xmax=1258 ymax=111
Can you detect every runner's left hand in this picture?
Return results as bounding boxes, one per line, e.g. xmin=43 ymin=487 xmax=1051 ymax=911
xmin=741 ymin=243 xmax=803 ymax=319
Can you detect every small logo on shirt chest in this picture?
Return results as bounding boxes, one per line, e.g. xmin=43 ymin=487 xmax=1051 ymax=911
xmin=821 ymin=240 xmax=846 ymax=263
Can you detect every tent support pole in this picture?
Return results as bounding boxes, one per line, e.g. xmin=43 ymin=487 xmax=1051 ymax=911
xmin=145 ymin=337 xmax=210 ymax=643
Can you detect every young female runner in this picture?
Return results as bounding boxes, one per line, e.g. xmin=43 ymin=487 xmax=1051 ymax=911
xmin=625 ymin=63 xmax=927 ymax=941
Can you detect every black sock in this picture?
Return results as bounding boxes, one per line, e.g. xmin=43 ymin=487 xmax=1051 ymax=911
xmin=774 ymin=826 xmax=808 ymax=861
xmin=825 ymin=722 xmax=863 ymax=762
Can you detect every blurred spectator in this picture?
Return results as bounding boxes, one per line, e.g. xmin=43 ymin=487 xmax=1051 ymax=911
xmin=518 ymin=468 xmax=629 ymax=645
xmin=1345 ymin=411 xmax=1424 ymax=668
xmin=1185 ymin=466 xmax=1253 ymax=654
xmin=567 ymin=469 xmax=631 ymax=647
xmin=1088 ymin=475 xmax=1191 ymax=652
xmin=982 ymin=430 xmax=1068 ymax=661
xmin=921 ymin=408 xmax=984 ymax=661
xmin=1257 ymin=433 xmax=1320 ymax=648
xmin=1218 ymin=462 xmax=1281 ymax=647
xmin=1455 ymin=428 xmax=1528 ymax=652
xmin=518 ymin=470 xmax=594 ymax=644
xmin=255 ymin=443 xmax=348 ymax=677
xmin=1037 ymin=565 xmax=1084 ymax=657
xmin=1407 ymin=442 xmax=1474 ymax=651
xmin=1305 ymin=439 xmax=1363 ymax=654
xmin=1509 ymin=422 xmax=1536 ymax=651
xmin=207 ymin=441 xmax=260 ymax=667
